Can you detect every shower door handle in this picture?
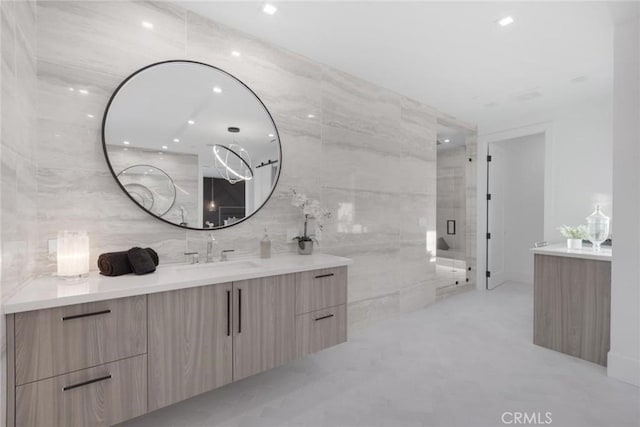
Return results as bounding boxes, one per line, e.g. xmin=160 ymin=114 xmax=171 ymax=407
xmin=447 ymin=220 xmax=456 ymax=235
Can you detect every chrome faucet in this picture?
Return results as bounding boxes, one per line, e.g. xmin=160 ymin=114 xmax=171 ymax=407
xmin=206 ymin=234 xmax=216 ymax=263
xmin=220 ymin=249 xmax=234 ymax=262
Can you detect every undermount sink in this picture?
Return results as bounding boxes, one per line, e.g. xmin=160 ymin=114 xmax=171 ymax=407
xmin=175 ymin=259 xmax=262 ymax=273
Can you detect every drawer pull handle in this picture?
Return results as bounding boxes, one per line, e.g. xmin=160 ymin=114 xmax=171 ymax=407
xmin=62 ymin=309 xmax=111 ymax=321
xmin=314 ymin=273 xmax=334 ymax=279
xmin=62 ymin=374 xmax=112 ymax=391
xmin=314 ymin=314 xmax=334 ymax=321
xmin=238 ymin=288 xmax=242 ymax=334
xmin=226 ymin=290 xmax=231 ymax=337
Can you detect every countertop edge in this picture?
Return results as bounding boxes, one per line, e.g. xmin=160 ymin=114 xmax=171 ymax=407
xmin=530 ymin=244 xmax=612 ymax=262
xmin=4 ymin=254 xmax=353 ymax=314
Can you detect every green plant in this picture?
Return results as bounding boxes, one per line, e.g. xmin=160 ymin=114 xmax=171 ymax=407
xmin=559 ymin=225 xmax=588 ymax=239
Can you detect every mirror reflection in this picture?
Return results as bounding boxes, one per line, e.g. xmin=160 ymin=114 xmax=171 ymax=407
xmin=103 ymin=61 xmax=281 ymax=230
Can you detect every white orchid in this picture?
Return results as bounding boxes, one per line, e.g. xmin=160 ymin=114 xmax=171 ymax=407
xmin=290 ymin=189 xmax=332 ymax=242
xmin=291 ymin=190 xmax=308 ymax=208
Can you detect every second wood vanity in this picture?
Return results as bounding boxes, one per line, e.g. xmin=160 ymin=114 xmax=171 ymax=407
xmin=5 ymin=254 xmax=351 ymax=426
xmin=531 ymin=244 xmax=611 ymax=366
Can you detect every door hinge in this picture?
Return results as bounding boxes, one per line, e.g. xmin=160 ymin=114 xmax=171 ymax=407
xmin=486 ymin=271 xmax=491 ymax=278
xmin=487 ymin=155 xmax=492 ymax=162
xmin=486 ymin=233 xmax=491 ymax=239
xmin=486 ymin=194 xmax=492 ymax=201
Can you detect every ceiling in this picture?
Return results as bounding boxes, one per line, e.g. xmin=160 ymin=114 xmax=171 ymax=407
xmin=180 ymin=1 xmax=614 ymax=134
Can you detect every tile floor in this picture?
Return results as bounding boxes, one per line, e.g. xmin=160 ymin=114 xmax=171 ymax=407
xmin=120 ymin=283 xmax=640 ymax=427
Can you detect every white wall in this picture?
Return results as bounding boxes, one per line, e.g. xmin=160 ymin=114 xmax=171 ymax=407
xmin=608 ymin=10 xmax=640 ymax=387
xmin=477 ymin=98 xmax=613 ymax=286
xmin=491 ymin=134 xmax=545 ymax=285
xmin=551 ymin=101 xmax=613 ymax=237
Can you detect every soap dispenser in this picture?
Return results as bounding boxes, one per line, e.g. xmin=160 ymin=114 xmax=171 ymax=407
xmin=260 ymin=228 xmax=271 ymax=259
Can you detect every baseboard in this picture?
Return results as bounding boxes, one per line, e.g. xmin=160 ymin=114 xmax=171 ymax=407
xmin=607 ymin=351 xmax=640 ymax=387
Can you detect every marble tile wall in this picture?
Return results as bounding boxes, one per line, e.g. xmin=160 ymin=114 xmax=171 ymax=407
xmin=0 ymin=0 xmax=38 ymax=420
xmin=31 ymin=1 xmax=475 ymax=330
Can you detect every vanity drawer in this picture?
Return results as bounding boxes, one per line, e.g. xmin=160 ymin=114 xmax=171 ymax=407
xmin=296 ymin=304 xmax=347 ymax=357
xmin=296 ymin=266 xmax=347 ymax=314
xmin=14 ymin=295 xmax=147 ymax=385
xmin=15 ymin=354 xmax=147 ymax=427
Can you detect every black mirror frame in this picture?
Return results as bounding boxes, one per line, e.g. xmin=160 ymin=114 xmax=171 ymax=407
xmin=101 ymin=60 xmax=283 ymax=231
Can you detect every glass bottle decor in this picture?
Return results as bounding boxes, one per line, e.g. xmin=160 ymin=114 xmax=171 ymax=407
xmin=586 ymin=205 xmax=610 ymax=252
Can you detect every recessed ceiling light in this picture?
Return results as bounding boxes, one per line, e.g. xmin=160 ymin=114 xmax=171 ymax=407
xmin=123 ymin=140 xmax=130 ymax=145
xmin=188 ymin=120 xmax=195 ymax=125
xmin=263 ymin=3 xmax=277 ymax=15
xmin=141 ymin=21 xmax=153 ymax=29
xmin=307 ymin=114 xmax=315 ymax=118
xmin=86 ymin=114 xmax=94 ymax=118
xmin=78 ymin=89 xmax=89 ymax=95
xmin=268 ymin=133 xmax=274 ymax=137
xmin=213 ymin=86 xmax=222 ymax=93
xmin=231 ymin=50 xmax=241 ymax=57
xmin=173 ymin=138 xmax=180 ymax=143
xmin=162 ymin=145 xmax=168 ymax=150
xmin=498 ymin=16 xmax=514 ymax=27
xmin=444 ymin=139 xmax=450 ymax=143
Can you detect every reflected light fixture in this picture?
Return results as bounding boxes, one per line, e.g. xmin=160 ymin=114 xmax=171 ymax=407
xmin=123 ymin=140 xmax=130 ymax=145
xmin=162 ymin=145 xmax=168 ymax=150
xmin=86 ymin=114 xmax=94 ymax=118
xmin=307 ymin=114 xmax=315 ymax=118
xmin=141 ymin=21 xmax=154 ymax=29
xmin=263 ymin=3 xmax=277 ymax=15
xmin=188 ymin=120 xmax=195 ymax=125
xmin=213 ymin=86 xmax=222 ymax=93
xmin=212 ymin=144 xmax=253 ymax=183
xmin=208 ymin=180 xmax=216 ymax=212
xmin=444 ymin=139 xmax=450 ymax=143
xmin=498 ymin=16 xmax=514 ymax=26
xmin=78 ymin=89 xmax=89 ymax=95
xmin=231 ymin=50 xmax=241 ymax=57
xmin=173 ymin=138 xmax=180 ymax=143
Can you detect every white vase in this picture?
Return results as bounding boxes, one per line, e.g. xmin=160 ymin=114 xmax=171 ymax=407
xmin=567 ymin=238 xmax=582 ymax=250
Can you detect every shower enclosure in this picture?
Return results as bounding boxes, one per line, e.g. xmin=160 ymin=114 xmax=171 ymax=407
xmin=435 ymin=122 xmax=475 ymax=292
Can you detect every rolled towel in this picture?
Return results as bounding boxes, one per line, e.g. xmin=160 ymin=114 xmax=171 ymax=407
xmin=127 ymin=247 xmax=157 ymax=275
xmin=98 ymin=248 xmax=159 ymax=276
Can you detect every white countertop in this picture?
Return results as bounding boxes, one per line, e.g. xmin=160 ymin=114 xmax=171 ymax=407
xmin=4 ymin=253 xmax=353 ymax=314
xmin=530 ymin=243 xmax=612 ymax=262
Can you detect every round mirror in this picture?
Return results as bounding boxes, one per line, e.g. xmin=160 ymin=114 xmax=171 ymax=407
xmin=102 ymin=60 xmax=282 ymax=230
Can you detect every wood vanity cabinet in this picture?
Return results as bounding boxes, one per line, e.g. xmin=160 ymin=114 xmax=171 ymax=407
xmin=295 ymin=267 xmax=348 ymax=358
xmin=8 ymin=295 xmax=148 ymax=427
xmin=533 ymin=254 xmax=611 ymax=366
xmin=6 ymin=266 xmax=348 ymax=426
xmin=147 ymin=282 xmax=234 ymax=410
xmin=233 ymin=274 xmax=296 ymax=380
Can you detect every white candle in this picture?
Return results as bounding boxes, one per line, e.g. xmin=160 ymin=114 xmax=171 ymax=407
xmin=57 ymin=231 xmax=90 ymax=278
